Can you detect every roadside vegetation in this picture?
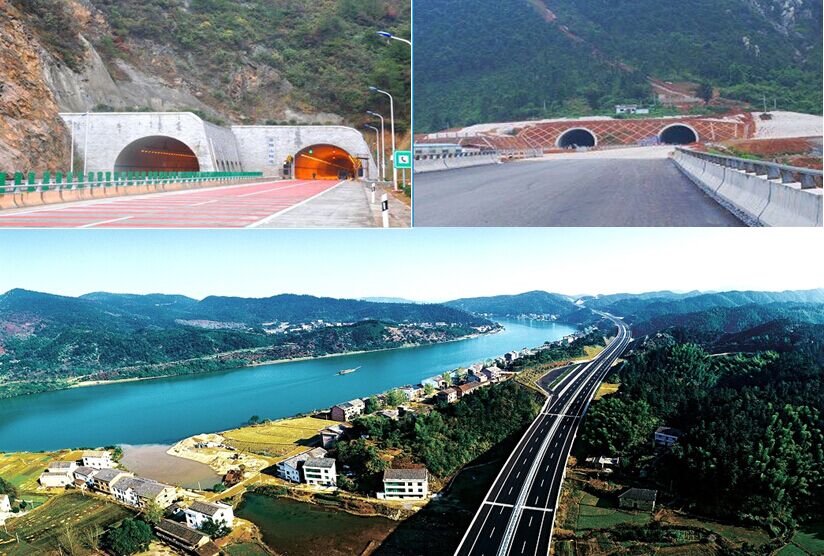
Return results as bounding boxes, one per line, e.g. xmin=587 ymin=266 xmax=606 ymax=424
xmin=566 ymin=309 xmax=824 ymax=554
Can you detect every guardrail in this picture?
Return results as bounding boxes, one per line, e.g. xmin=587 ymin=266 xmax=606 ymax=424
xmin=0 ymin=171 xmax=263 ymax=194
xmin=678 ymin=148 xmax=822 ymax=189
xmin=673 ymin=148 xmax=822 ymax=227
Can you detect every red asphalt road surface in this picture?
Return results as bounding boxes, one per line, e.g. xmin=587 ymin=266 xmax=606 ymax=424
xmin=0 ymin=179 xmax=338 ymax=228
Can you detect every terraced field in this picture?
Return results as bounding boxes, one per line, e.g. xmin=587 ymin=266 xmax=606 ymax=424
xmin=0 ymin=493 xmax=132 ymax=555
xmin=222 ymin=416 xmax=332 ymax=458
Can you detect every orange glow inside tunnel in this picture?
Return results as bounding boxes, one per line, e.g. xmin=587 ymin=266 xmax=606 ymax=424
xmin=294 ymin=144 xmax=360 ymax=180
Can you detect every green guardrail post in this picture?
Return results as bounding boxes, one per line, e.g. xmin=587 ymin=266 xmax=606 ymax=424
xmin=0 ymin=172 xmax=6 ymax=194
xmin=42 ymin=171 xmax=51 ymax=191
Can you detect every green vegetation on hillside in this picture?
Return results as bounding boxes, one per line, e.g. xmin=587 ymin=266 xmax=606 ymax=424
xmin=0 ymin=289 xmax=492 ymax=398
xmin=414 ymin=0 xmax=822 ymax=131
xmin=578 ymin=323 xmax=824 ymax=531
xmin=93 ymin=0 xmax=410 ymax=126
xmin=334 ymin=381 xmax=542 ymax=492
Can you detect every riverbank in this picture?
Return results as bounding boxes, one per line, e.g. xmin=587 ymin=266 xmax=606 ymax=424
xmin=66 ymin=328 xmax=500 ymax=391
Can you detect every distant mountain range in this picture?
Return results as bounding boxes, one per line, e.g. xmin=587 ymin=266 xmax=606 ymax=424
xmin=414 ymin=0 xmax=822 ymax=130
xmin=0 ymin=289 xmax=488 ymax=329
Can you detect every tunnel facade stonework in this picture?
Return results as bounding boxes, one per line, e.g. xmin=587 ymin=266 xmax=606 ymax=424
xmin=518 ymin=113 xmax=753 ymax=151
xmin=60 ymin=112 xmax=377 ymax=178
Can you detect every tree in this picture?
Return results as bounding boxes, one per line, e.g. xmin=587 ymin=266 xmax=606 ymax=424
xmin=248 ymin=415 xmax=261 ymax=425
xmin=697 ymin=82 xmax=714 ymax=103
xmin=385 ymin=389 xmax=407 ymax=407
xmin=200 ymin=518 xmax=232 ymax=538
xmin=423 ymin=383 xmax=435 ymax=397
xmin=364 ymin=395 xmax=382 ymax=414
xmin=0 ymin=476 xmax=17 ymax=500
xmin=104 ymin=519 xmax=154 ymax=556
xmin=142 ymin=501 xmax=164 ymax=525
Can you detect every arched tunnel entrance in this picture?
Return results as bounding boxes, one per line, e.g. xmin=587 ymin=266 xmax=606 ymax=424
xmin=557 ymin=128 xmax=597 ymax=149
xmin=659 ymin=124 xmax=698 ymax=145
xmin=294 ymin=144 xmax=359 ymax=180
xmin=114 ymin=136 xmax=200 ymax=172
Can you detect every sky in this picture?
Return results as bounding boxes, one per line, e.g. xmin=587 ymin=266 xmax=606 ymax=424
xmin=2 ymin=228 xmax=822 ymax=301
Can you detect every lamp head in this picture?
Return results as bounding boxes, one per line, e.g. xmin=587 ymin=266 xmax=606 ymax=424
xmin=377 ymin=31 xmax=393 ymax=38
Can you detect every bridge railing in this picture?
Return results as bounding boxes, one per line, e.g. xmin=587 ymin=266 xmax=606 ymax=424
xmin=676 ymin=147 xmax=822 ymax=189
xmin=0 ymin=171 xmax=264 ymax=196
xmin=673 ymin=148 xmax=822 ymax=227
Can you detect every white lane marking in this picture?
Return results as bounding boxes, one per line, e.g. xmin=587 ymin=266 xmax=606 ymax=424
xmin=247 ymin=180 xmax=346 ymax=227
xmin=483 ymin=501 xmax=514 ymax=508
xmin=78 ymin=216 xmax=133 ymax=228
xmin=189 ymin=199 xmax=218 ymax=207
xmin=237 ymin=181 xmax=310 ymax=197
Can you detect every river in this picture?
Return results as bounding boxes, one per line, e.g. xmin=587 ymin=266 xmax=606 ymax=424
xmin=0 ymin=319 xmax=575 ymax=452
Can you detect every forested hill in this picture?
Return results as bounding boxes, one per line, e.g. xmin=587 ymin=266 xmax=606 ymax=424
xmin=0 ymin=289 xmax=492 ymax=398
xmin=1 ymin=289 xmax=489 ymax=328
xmin=588 ymin=288 xmax=824 ymax=323
xmin=444 ymin=290 xmax=594 ymax=323
xmin=414 ymin=0 xmax=822 ymax=131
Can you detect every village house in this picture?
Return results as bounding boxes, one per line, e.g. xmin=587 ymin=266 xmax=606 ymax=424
xmin=184 ymin=500 xmax=234 ymax=530
xmin=0 ymin=494 xmax=11 ymax=513
xmin=330 ymin=399 xmax=366 ymax=422
xmin=377 ymin=408 xmax=400 ymax=420
xmin=275 ymin=447 xmax=328 ymax=483
xmin=91 ymin=469 xmax=132 ymax=494
xmin=420 ymin=376 xmax=443 ymax=390
xmin=155 ymin=519 xmax=220 ymax=556
xmin=482 ymin=366 xmax=502 ymax=381
xmin=111 ymin=476 xmax=176 ymax=509
xmin=618 ymin=488 xmax=658 ymax=511
xmin=38 ymin=461 xmax=78 ymax=488
xmin=72 ymin=466 xmax=97 ymax=489
xmin=81 ymin=450 xmax=115 ymax=469
xmin=399 ymin=386 xmax=423 ymax=401
xmin=504 ymin=351 xmax=520 ymax=363
xmin=467 ymin=372 xmax=488 ymax=384
xmin=378 ymin=468 xmax=429 ymax=500
xmin=437 ymin=387 xmax=458 ymax=403
xmin=456 ymin=382 xmax=482 ymax=398
xmin=653 ymin=426 xmax=683 ymax=447
xmin=302 ymin=457 xmax=337 ymax=487
xmin=584 ymin=456 xmax=621 ymax=470
xmin=467 ymin=363 xmax=483 ymax=375
xmin=319 ymin=424 xmax=347 ymax=448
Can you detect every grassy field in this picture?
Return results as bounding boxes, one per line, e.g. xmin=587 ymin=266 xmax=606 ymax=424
xmin=0 ymin=449 xmax=86 ymax=503
xmin=0 ymin=493 xmax=132 ymax=555
xmin=781 ymin=522 xmax=824 ymax=555
xmin=223 ymin=416 xmax=332 ymax=458
xmin=593 ymin=383 xmax=619 ymax=400
xmin=225 ymin=542 xmax=272 ymax=556
xmin=562 ymin=487 xmax=651 ymax=532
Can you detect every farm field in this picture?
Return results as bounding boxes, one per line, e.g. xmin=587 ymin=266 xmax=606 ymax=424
xmin=781 ymin=522 xmax=824 ymax=555
xmin=224 ymin=542 xmax=272 ymax=556
xmin=0 ymin=449 xmax=87 ymax=508
xmin=593 ymin=382 xmax=619 ymax=400
xmin=222 ymin=416 xmax=332 ymax=458
xmin=556 ymin=477 xmax=774 ymax=555
xmin=0 ymin=493 xmax=132 ymax=555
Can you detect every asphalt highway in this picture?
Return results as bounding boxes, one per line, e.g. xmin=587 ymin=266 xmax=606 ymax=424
xmin=414 ymin=158 xmax=744 ymax=227
xmin=0 ymin=179 xmax=341 ymax=228
xmin=454 ymin=318 xmax=632 ymax=556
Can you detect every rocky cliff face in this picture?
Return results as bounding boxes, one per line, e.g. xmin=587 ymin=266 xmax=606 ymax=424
xmin=0 ymin=3 xmax=71 ymax=172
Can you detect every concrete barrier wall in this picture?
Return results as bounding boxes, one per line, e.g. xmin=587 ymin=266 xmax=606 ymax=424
xmin=673 ymin=150 xmax=823 ymax=227
xmin=413 ymin=153 xmax=500 ymax=174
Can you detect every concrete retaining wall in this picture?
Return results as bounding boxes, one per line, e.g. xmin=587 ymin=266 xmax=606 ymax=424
xmin=673 ymin=150 xmax=823 ymax=227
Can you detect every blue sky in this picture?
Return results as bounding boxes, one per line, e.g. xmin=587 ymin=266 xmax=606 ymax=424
xmin=2 ymin=228 xmax=822 ymax=301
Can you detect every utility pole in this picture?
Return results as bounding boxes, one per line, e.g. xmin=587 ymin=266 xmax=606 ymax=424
xmin=762 ymin=95 xmax=768 ymax=113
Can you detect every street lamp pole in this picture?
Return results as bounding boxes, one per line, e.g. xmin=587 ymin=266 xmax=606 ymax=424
xmin=366 ymin=110 xmax=386 ymax=181
xmin=364 ymin=125 xmax=380 ymax=180
xmin=376 ymin=31 xmax=412 ymax=47
xmin=369 ymin=87 xmax=396 ymax=191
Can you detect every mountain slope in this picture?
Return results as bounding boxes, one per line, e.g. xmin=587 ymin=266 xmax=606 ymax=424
xmin=444 ymin=290 xmax=592 ymax=323
xmin=1 ymin=0 xmax=409 ymax=170
xmin=414 ymin=0 xmax=822 ymax=131
xmin=0 ymin=289 xmax=491 ymax=398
